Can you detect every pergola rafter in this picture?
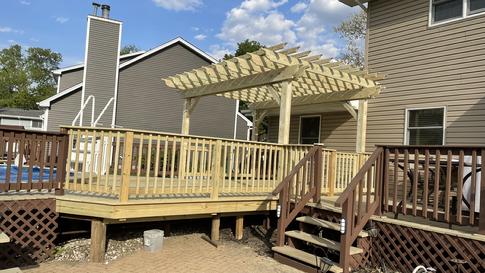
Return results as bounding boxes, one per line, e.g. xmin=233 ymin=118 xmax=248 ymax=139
xmin=162 ymin=43 xmax=385 ymax=145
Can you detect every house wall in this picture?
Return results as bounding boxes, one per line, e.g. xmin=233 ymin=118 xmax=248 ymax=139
xmin=266 ymin=112 xmax=357 ymax=152
xmin=116 ymin=43 xmax=241 ymax=139
xmin=58 ymin=68 xmax=84 ymax=92
xmin=47 ymin=88 xmax=82 ymax=131
xmin=366 ymin=0 xmax=485 ymax=150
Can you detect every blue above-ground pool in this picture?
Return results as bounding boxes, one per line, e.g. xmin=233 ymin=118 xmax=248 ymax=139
xmin=0 ymin=165 xmax=58 ymax=183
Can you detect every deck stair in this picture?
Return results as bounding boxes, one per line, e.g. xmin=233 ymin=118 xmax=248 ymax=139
xmin=271 ymin=146 xmax=383 ymax=273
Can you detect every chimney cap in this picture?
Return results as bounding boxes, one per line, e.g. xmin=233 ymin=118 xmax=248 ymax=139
xmin=92 ymin=2 xmax=101 ymax=7
xmin=101 ymin=4 xmax=111 ymax=10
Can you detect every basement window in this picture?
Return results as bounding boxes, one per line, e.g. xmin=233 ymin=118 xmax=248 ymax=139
xmin=430 ymin=0 xmax=485 ymax=24
xmin=299 ymin=116 xmax=321 ymax=144
xmin=406 ymin=108 xmax=445 ymax=145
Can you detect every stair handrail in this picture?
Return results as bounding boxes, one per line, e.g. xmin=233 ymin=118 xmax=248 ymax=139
xmin=93 ymin=97 xmax=114 ymax=127
xmin=334 ymin=146 xmax=385 ymax=273
xmin=72 ymin=95 xmax=95 ymax=126
xmin=272 ymin=145 xmax=323 ymax=246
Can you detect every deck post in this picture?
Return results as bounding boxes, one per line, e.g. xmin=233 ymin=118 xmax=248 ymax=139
xmin=119 ymin=131 xmax=134 ymax=202
xmin=356 ymin=99 xmax=368 ymax=153
xmin=211 ymin=213 xmax=221 ymax=241
xmin=211 ymin=140 xmax=223 ymax=200
xmin=235 ymin=215 xmax=244 ymax=240
xmin=278 ymin=80 xmax=293 ymax=144
xmin=313 ymin=146 xmax=322 ymax=203
xmin=340 ymin=196 xmax=353 ymax=273
xmin=327 ymin=150 xmax=337 ymax=197
xmin=90 ymin=218 xmax=107 ymax=263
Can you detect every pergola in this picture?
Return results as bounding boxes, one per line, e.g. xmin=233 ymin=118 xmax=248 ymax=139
xmin=162 ymin=43 xmax=384 ymax=152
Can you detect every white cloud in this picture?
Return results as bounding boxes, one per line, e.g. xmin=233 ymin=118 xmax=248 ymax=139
xmin=55 ymin=17 xmax=69 ymax=24
xmin=194 ymin=34 xmax=207 ymax=41
xmin=290 ymin=2 xmax=307 ymax=13
xmin=208 ymin=44 xmax=232 ymax=60
xmin=152 ymin=0 xmax=202 ymax=11
xmin=20 ymin=0 xmax=31 ymax=5
xmin=217 ymin=0 xmax=296 ymax=46
xmin=0 ymin=26 xmax=23 ymax=34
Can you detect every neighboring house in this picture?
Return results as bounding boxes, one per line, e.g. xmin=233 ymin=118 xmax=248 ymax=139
xmin=39 ymin=8 xmax=249 ymax=139
xmin=338 ymin=0 xmax=485 ymax=150
xmin=0 ymin=108 xmax=44 ymax=131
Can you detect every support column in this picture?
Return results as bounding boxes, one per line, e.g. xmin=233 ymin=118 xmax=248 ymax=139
xmin=356 ymin=99 xmax=368 ymax=153
xmin=235 ymin=215 xmax=244 ymax=240
xmin=251 ymin=110 xmax=267 ymax=142
xmin=211 ymin=214 xmax=220 ymax=241
xmin=90 ymin=218 xmax=107 ymax=263
xmin=278 ymin=81 xmax=293 ymax=144
xmin=181 ymin=98 xmax=200 ymax=135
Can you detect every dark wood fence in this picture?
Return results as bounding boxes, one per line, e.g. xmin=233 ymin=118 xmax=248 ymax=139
xmin=0 ymin=127 xmax=68 ymax=193
xmin=381 ymin=146 xmax=484 ymax=230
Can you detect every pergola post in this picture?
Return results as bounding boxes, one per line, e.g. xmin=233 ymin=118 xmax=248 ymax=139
xmin=356 ymin=99 xmax=368 ymax=153
xmin=181 ymin=98 xmax=199 ymax=135
xmin=251 ymin=110 xmax=267 ymax=141
xmin=278 ymin=81 xmax=293 ymax=144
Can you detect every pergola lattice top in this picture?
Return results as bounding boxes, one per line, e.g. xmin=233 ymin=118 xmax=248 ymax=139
xmin=162 ymin=43 xmax=385 ymax=109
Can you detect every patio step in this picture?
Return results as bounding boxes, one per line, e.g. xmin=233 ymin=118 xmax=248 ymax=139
xmin=272 ymin=246 xmax=343 ymax=273
xmin=296 ymin=216 xmax=369 ymax=237
xmin=285 ymin=230 xmax=363 ymax=255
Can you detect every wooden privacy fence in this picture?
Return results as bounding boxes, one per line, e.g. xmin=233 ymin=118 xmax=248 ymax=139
xmin=0 ymin=127 xmax=68 ymax=193
xmin=63 ymin=127 xmax=367 ymax=201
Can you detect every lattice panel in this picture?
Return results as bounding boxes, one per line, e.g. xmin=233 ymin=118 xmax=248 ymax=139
xmin=370 ymin=221 xmax=485 ymax=273
xmin=0 ymin=198 xmax=58 ymax=269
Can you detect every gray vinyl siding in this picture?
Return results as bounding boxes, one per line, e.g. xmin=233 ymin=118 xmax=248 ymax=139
xmin=266 ymin=112 xmax=357 ymax=151
xmin=47 ymin=88 xmax=82 ymax=131
xmin=81 ymin=17 xmax=120 ymax=127
xmin=58 ymin=68 xmax=83 ymax=92
xmin=366 ymin=0 xmax=485 ymax=150
xmin=116 ymin=43 xmax=239 ymax=139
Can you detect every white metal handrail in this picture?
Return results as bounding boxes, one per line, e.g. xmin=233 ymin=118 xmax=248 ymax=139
xmin=93 ymin=97 xmax=115 ymax=127
xmin=72 ymin=95 xmax=95 ymax=126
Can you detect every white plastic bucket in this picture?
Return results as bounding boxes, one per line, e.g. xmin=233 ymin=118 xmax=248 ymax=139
xmin=143 ymin=229 xmax=164 ymax=252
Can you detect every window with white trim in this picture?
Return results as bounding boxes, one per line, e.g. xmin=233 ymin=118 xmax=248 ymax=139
xmin=406 ymin=108 xmax=445 ymax=145
xmin=431 ymin=0 xmax=485 ymax=24
xmin=299 ymin=116 xmax=321 ymax=144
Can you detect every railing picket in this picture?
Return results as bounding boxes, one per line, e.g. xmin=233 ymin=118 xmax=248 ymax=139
xmin=104 ymin=131 xmax=113 ymax=193
xmin=412 ymin=149 xmax=419 ymax=216
xmin=402 ymin=149 xmax=409 ymax=215
xmin=445 ymin=150 xmax=452 ymax=223
xmin=480 ymin=149 xmax=485 ymax=234
xmin=456 ymin=150 xmax=464 ymax=224
xmin=469 ymin=150 xmax=477 ymax=225
xmin=433 ymin=149 xmax=441 ymax=220
xmin=112 ymin=132 xmax=121 ymax=194
xmin=423 ymin=149 xmax=430 ymax=218
xmin=96 ymin=131 xmax=105 ymax=193
xmin=393 ymin=148 xmax=399 ymax=213
xmin=88 ymin=130 xmax=96 ymax=191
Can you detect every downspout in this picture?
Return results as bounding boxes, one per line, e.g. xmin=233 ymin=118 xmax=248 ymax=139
xmin=233 ymin=100 xmax=240 ymax=139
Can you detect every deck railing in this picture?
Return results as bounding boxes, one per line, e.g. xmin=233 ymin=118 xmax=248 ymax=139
xmin=63 ymin=127 xmax=366 ymax=201
xmin=0 ymin=127 xmax=68 ymax=193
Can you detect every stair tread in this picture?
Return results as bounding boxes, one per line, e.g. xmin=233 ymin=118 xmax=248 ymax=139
xmin=285 ymin=230 xmax=363 ymax=255
xmin=296 ymin=216 xmax=369 ymax=238
xmin=272 ymin=246 xmax=343 ymax=273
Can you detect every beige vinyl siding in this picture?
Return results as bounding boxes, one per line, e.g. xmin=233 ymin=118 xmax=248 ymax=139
xmin=47 ymin=88 xmax=82 ymax=131
xmin=81 ymin=17 xmax=120 ymax=127
xmin=58 ymin=68 xmax=83 ymax=92
xmin=116 ymin=43 xmax=240 ymax=139
xmin=267 ymin=112 xmax=357 ymax=151
xmin=366 ymin=0 xmax=485 ymax=150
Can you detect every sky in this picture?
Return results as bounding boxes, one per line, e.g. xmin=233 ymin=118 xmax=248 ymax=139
xmin=0 ymin=0 xmax=360 ymax=67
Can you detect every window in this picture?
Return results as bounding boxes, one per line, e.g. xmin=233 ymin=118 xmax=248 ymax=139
xmin=31 ymin=120 xmax=43 ymax=128
xmin=469 ymin=0 xmax=485 ymax=14
xmin=299 ymin=116 xmax=320 ymax=144
xmin=431 ymin=0 xmax=485 ymax=24
xmin=406 ymin=108 xmax=445 ymax=145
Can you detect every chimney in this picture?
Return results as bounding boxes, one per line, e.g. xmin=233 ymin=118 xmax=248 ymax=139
xmin=101 ymin=4 xmax=110 ymax=18
xmin=92 ymin=2 xmax=101 ymax=16
xmin=79 ymin=4 xmax=121 ymax=127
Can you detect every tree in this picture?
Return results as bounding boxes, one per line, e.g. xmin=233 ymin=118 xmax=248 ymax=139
xmin=223 ymin=39 xmax=264 ymax=60
xmin=120 ymin=44 xmax=140 ymax=55
xmin=0 ymin=44 xmax=62 ymax=109
xmin=334 ymin=10 xmax=367 ymax=68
